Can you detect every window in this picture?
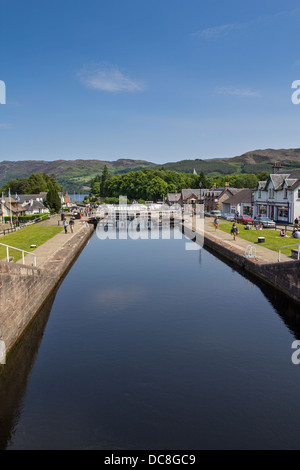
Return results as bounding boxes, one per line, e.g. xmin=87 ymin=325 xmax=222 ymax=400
xmin=269 ymin=188 xmax=274 ymax=199
xmin=298 ymin=189 xmax=300 ymax=199
xmin=258 ymin=205 xmax=267 ymax=215
xmin=258 ymin=190 xmax=262 ymax=198
xmin=284 ymin=189 xmax=288 ymax=199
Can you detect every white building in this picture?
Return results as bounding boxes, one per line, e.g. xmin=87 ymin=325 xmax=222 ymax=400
xmin=253 ymin=164 xmax=300 ymax=224
xmin=18 ymin=193 xmax=50 ymax=215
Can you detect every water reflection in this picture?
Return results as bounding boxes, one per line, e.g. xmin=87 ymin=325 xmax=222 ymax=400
xmin=0 ymin=291 xmax=57 ymax=450
xmin=1 ymin=230 xmax=300 ymax=449
xmin=204 ymin=243 xmax=300 ymax=339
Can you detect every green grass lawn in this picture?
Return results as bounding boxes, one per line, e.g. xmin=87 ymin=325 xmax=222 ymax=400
xmin=0 ymin=225 xmax=63 ymax=262
xmin=216 ymin=221 xmax=300 ymax=257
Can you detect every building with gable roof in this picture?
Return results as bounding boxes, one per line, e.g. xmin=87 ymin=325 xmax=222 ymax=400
xmin=166 ymin=185 xmax=242 ymax=212
xmin=253 ymin=163 xmax=300 ymax=223
xmin=222 ymin=188 xmax=254 ymax=216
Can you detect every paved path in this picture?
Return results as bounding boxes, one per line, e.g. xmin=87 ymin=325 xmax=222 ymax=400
xmin=17 ymin=215 xmax=91 ymax=267
xmin=183 ymin=215 xmax=294 ymax=264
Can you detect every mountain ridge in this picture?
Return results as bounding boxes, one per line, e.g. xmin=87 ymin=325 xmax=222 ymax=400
xmin=1 ymin=148 xmax=300 ymax=192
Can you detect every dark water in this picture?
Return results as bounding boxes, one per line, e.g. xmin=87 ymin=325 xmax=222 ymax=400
xmin=2 ymin=230 xmax=300 ymax=450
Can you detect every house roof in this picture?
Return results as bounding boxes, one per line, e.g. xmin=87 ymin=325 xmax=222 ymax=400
xmin=268 ymin=174 xmax=290 ymax=190
xmin=288 ymin=178 xmax=300 ymax=191
xmin=4 ymin=201 xmax=26 ymax=213
xmin=18 ymin=193 xmax=47 ymax=203
xmin=260 ymin=171 xmax=300 ymax=192
xmin=222 ymin=188 xmax=253 ymax=205
xmin=24 ymin=200 xmax=46 ymax=211
xmin=181 ymin=189 xmax=201 ymax=200
xmin=167 ymin=193 xmax=181 ymax=202
xmin=258 ymin=181 xmax=267 ymax=190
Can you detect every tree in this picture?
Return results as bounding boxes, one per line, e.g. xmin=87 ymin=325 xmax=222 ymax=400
xmin=0 ymin=172 xmax=62 ymax=196
xmin=46 ymin=182 xmax=62 ymax=212
xmin=90 ymin=174 xmax=101 ymax=197
xmin=101 ymin=165 xmax=110 ymax=197
xmin=198 ymin=171 xmax=209 ymax=189
xmin=146 ymin=177 xmax=168 ymax=201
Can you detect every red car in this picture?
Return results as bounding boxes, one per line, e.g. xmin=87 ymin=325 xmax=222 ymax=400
xmin=236 ymin=215 xmax=254 ymax=225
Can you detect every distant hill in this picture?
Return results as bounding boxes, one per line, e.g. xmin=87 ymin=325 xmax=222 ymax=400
xmin=0 ymin=159 xmax=156 ymax=193
xmin=161 ymin=148 xmax=300 ymax=176
xmin=1 ymin=149 xmax=300 ymax=192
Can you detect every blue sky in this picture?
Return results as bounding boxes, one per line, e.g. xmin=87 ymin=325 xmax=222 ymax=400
xmin=1 ymin=0 xmax=300 ymax=163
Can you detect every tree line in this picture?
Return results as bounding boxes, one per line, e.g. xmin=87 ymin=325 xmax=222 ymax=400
xmin=0 ymin=172 xmax=62 ymax=212
xmin=88 ymin=166 xmax=269 ymax=202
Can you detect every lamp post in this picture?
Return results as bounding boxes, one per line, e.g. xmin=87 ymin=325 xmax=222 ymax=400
xmin=15 ymin=193 xmax=20 ymax=226
xmin=1 ymin=192 xmax=5 ymax=224
xmin=8 ymin=188 xmax=12 ymax=226
xmin=199 ymin=181 xmax=203 ymax=210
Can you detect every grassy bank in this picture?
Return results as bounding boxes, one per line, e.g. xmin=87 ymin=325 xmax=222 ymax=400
xmin=0 ymin=225 xmax=63 ymax=262
xmin=216 ymin=221 xmax=299 ymax=257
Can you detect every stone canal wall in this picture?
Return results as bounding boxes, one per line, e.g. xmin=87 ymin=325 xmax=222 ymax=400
xmin=183 ymin=224 xmax=300 ymax=304
xmin=0 ymin=224 xmax=94 ymax=354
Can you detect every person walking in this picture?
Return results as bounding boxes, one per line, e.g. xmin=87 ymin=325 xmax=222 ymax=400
xmin=231 ymin=223 xmax=238 ymax=241
xmin=63 ymin=218 xmax=68 ymax=234
xmin=214 ymin=217 xmax=219 ymax=230
xmin=69 ymin=218 xmax=74 ymax=233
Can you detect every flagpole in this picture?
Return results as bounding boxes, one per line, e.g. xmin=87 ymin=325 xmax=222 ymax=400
xmin=1 ymin=192 xmax=5 ymax=224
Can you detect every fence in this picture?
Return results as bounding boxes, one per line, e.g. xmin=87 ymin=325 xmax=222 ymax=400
xmin=278 ymin=243 xmax=300 ymax=262
xmin=0 ymin=214 xmax=50 ymax=236
xmin=0 ymin=242 xmax=37 ymax=266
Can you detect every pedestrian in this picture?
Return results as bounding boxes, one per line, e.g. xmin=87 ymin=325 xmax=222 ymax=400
xmin=214 ymin=217 xmax=219 ymax=230
xmin=295 ymin=217 xmax=299 ymax=227
xmin=231 ymin=223 xmax=238 ymax=241
xmin=292 ymin=229 xmax=300 ymax=239
xmin=63 ymin=218 xmax=68 ymax=234
xmin=69 ymin=218 xmax=74 ymax=233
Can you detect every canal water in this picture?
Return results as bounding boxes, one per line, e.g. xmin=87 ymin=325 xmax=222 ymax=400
xmin=1 ymin=229 xmax=300 ymax=449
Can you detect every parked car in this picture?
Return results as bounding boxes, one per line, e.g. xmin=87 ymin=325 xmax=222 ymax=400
xmin=236 ymin=215 xmax=254 ymax=225
xmin=222 ymin=213 xmax=236 ymax=221
xmin=210 ymin=210 xmax=222 ymax=217
xmin=253 ymin=217 xmax=276 ymax=228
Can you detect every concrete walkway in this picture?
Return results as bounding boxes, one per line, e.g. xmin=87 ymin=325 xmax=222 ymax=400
xmin=182 ymin=214 xmax=294 ymax=264
xmin=17 ymin=215 xmax=91 ymax=267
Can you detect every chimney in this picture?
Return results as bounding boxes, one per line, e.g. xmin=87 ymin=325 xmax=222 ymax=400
xmin=225 ymin=182 xmax=229 ymax=188
xmin=273 ymin=162 xmax=281 ymax=174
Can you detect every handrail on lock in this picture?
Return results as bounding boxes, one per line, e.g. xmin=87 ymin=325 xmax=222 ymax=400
xmin=0 ymin=242 xmax=37 ymax=267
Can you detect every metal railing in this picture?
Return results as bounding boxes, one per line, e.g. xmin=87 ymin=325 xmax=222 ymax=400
xmin=244 ymin=245 xmax=256 ymax=259
xmin=0 ymin=214 xmax=50 ymax=236
xmin=0 ymin=242 xmax=37 ymax=266
xmin=278 ymin=243 xmax=300 ymax=262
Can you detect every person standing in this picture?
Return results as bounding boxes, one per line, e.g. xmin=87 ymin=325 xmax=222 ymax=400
xmin=63 ymin=218 xmax=68 ymax=234
xmin=69 ymin=218 xmax=74 ymax=233
xmin=231 ymin=223 xmax=238 ymax=241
